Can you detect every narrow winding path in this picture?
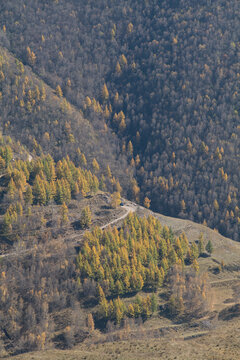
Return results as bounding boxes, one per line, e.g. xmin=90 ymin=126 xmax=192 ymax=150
xmin=100 ymin=203 xmax=136 ymax=230
xmin=0 ymin=202 xmax=137 ymax=259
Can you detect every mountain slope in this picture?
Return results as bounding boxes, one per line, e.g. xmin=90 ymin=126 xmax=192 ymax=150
xmin=2 ymin=201 xmax=240 ymax=359
xmin=1 ymin=1 xmax=240 ymax=357
xmin=0 ymin=0 xmax=240 ymax=240
xmin=0 ymin=45 xmax=129 ymax=187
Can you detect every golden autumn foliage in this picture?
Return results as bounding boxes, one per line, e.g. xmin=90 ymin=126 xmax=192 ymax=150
xmin=77 ymin=213 xmax=192 ymax=301
xmin=0 ymin=143 xmax=104 ymax=207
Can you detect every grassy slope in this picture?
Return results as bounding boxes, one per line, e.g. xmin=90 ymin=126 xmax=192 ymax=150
xmin=6 ymin=323 xmax=240 ymax=360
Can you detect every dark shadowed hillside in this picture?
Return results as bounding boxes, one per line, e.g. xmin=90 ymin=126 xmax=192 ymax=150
xmin=0 ymin=46 xmax=130 ymax=190
xmin=0 ymin=0 xmax=240 ymax=240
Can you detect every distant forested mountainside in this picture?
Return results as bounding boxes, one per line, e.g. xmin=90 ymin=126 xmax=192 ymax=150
xmin=1 ymin=0 xmax=240 ymax=240
xmin=0 ymin=46 xmax=129 ymax=190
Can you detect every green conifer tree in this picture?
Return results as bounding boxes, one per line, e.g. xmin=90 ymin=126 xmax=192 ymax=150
xmin=25 ymin=185 xmax=33 ymax=205
xmin=60 ymin=202 xmax=69 ymax=225
xmin=150 ymin=293 xmax=158 ymax=313
xmin=206 ymin=240 xmax=213 ymax=255
xmin=80 ymin=206 xmax=92 ymax=229
xmin=198 ymin=233 xmax=204 ymax=255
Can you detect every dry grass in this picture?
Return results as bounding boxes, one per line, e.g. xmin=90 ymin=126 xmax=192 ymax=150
xmin=5 ymin=317 xmax=240 ymax=360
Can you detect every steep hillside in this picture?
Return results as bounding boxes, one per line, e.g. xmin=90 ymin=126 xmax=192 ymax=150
xmin=0 ymin=0 xmax=240 ymax=240
xmin=0 ymin=135 xmax=239 ymax=356
xmin=0 ymin=46 xmax=129 ymax=189
xmin=1 ymin=1 xmax=240 ymax=358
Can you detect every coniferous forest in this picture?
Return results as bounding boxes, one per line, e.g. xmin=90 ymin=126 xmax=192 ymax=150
xmin=0 ymin=0 xmax=240 ymax=240
xmin=1 ymin=0 xmax=240 ymax=358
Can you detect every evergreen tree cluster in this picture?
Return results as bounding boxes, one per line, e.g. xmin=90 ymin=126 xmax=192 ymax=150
xmin=1 ymin=144 xmax=102 ymax=204
xmin=0 ymin=136 xmax=104 ymax=236
xmin=97 ymin=293 xmax=158 ymax=325
xmin=76 ymin=213 xmax=196 ymax=299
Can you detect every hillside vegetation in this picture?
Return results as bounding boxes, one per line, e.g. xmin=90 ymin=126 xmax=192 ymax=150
xmin=0 ymin=0 xmax=240 ymax=240
xmin=0 ymin=46 xmax=129 ymax=189
xmin=0 ymin=207 xmax=210 ymax=355
xmin=1 ymin=0 xmax=240 ymax=358
xmin=2 ymin=201 xmax=240 ymax=358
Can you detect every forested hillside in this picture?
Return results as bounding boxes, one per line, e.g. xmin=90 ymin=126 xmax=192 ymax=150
xmin=0 ymin=45 xmax=129 ymax=191
xmin=2 ymin=1 xmax=240 ymax=358
xmin=1 ymin=205 xmax=211 ymax=354
xmin=0 ymin=0 xmax=240 ymax=240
